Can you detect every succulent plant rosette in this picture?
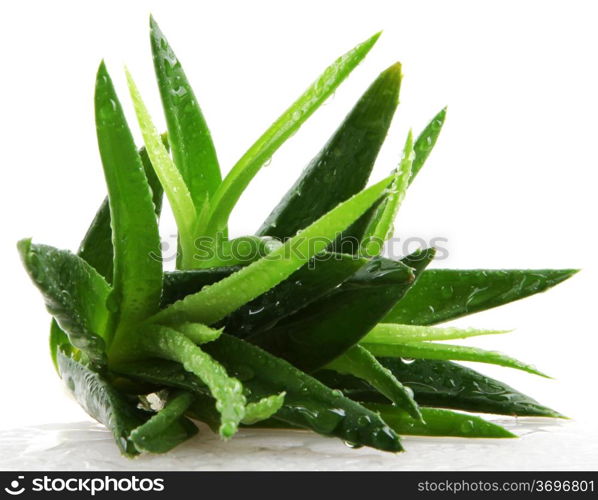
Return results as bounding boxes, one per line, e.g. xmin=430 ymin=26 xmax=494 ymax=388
xmin=19 ymin=17 xmax=577 ymax=456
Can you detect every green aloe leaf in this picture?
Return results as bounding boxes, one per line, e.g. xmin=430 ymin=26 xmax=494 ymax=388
xmin=57 ymin=348 xmax=144 ymax=456
xmin=250 ymin=250 xmax=433 ymax=372
xmin=152 ymin=175 xmax=393 ymax=326
xmin=130 ymin=391 xmax=198 ymax=453
xmin=410 ymin=106 xmax=447 ymax=182
xmin=126 ymin=69 xmax=197 ymax=268
xmin=202 ymin=32 xmax=381 ymax=236
xmin=363 ymin=341 xmax=549 ymax=377
xmin=95 ymin=63 xmax=163 ymax=347
xmin=257 ymin=62 xmax=402 ymax=239
xmin=150 ymin=16 xmax=221 ymax=214
xmin=367 ymin=404 xmax=515 ymax=438
xmin=19 ymin=241 xmax=109 ymax=370
xmin=78 ymin=146 xmax=164 ymax=284
xmin=327 ymin=345 xmax=422 ymax=421
xmin=381 ymin=358 xmax=563 ymax=417
xmin=384 ymin=268 xmax=578 ymax=325
xmin=360 ymin=130 xmax=414 ymax=257
xmin=363 ymin=323 xmax=510 ymax=343
xmin=140 ymin=325 xmax=246 ymax=438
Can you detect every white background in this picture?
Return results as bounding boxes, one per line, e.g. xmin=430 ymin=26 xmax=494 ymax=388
xmin=1 ymin=0 xmax=597 ymax=469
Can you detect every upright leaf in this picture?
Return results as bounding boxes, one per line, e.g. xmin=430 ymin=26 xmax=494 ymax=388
xmin=126 ymin=69 xmax=197 ymax=267
xmin=410 ymin=106 xmax=447 ymax=182
xmin=258 ymin=62 xmax=402 ymax=239
xmin=203 ymin=32 xmax=381 ymax=236
xmin=329 ymin=107 xmax=446 ymax=253
xmin=360 ymin=130 xmax=414 ymax=256
xmin=152 ymin=175 xmax=393 ymax=326
xmin=50 ymin=147 xmax=164 ymax=371
xmin=150 ymin=16 xmax=221 ymax=212
xmin=95 ymin=63 xmax=163 ymax=346
xmin=384 ymin=268 xmax=578 ymax=325
xmin=77 ymin=147 xmax=164 ymax=284
xmin=19 ymin=241 xmax=109 ymax=369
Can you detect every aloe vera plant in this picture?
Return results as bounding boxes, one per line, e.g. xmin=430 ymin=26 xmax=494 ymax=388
xmin=19 ymin=17 xmax=577 ymax=457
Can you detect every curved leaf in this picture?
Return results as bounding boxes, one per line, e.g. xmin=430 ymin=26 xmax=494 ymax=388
xmin=140 ymin=325 xmax=246 ymax=438
xmin=327 ymin=345 xmax=421 ymax=421
xmin=19 ymin=241 xmax=109 ymax=369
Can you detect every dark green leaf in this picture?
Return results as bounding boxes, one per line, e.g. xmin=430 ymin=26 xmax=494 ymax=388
xmin=329 ymin=107 xmax=446 ymax=253
xmin=258 ymin=62 xmax=402 ymax=239
xmin=161 ymin=267 xmax=240 ymax=307
xmin=316 ymin=358 xmax=563 ymax=418
xmin=57 ymin=349 xmax=144 ymax=456
xmin=150 ymin=16 xmax=221 ymax=213
xmin=19 ymin=241 xmax=109 ymax=369
xmin=250 ymin=250 xmax=434 ymax=372
xmin=383 ymin=358 xmax=563 ymax=417
xmin=384 ymin=268 xmax=578 ymax=325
